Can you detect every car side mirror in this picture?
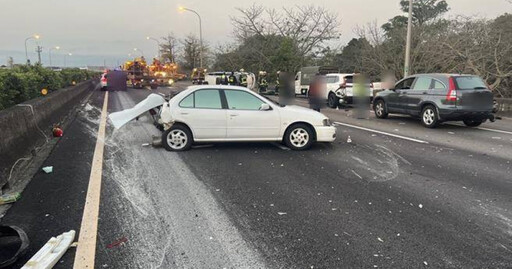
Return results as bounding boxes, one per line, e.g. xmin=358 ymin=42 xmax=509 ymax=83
xmin=260 ymin=103 xmax=271 ymax=111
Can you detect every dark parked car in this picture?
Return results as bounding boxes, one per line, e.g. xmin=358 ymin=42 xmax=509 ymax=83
xmin=373 ymin=74 xmax=495 ymax=128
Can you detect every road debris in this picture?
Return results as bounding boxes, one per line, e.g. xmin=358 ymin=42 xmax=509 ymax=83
xmin=377 ymin=237 xmax=384 ymax=242
xmin=141 ymin=143 xmax=150 ymax=147
xmin=347 ymin=136 xmax=352 ymax=143
xmin=0 ymin=225 xmax=29 ymax=268
xmin=106 ymin=237 xmax=128 ymax=249
xmin=0 ymin=192 xmax=21 ymax=205
xmin=277 ymin=212 xmax=287 ymax=215
xmin=21 ymin=230 xmax=75 ymax=269
xmin=42 ymin=166 xmax=53 ymax=174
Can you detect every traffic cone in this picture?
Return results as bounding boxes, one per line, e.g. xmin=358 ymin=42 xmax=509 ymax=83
xmin=347 ymin=136 xmax=352 ymax=143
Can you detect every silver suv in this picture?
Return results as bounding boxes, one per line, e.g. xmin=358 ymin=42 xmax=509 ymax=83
xmin=373 ymin=74 xmax=495 ymax=128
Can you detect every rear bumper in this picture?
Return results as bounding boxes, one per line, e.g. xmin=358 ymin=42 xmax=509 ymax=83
xmin=315 ymin=126 xmax=337 ymax=142
xmin=439 ymin=109 xmax=494 ymax=121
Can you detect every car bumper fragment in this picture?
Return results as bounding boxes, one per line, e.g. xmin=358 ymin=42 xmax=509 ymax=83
xmin=315 ymin=126 xmax=337 ymax=142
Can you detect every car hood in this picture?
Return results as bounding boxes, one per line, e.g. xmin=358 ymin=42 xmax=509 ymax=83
xmin=277 ymin=105 xmax=327 ymax=125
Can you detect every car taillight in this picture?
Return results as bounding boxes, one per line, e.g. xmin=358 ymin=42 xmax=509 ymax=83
xmin=446 ymin=77 xmax=457 ymax=102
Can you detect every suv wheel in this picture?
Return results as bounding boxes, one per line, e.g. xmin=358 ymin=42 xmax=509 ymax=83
xmin=421 ymin=105 xmax=438 ymax=128
xmin=284 ymin=124 xmax=314 ymax=150
xmin=374 ymin=100 xmax=388 ymax=119
xmin=327 ymin=92 xmax=339 ymax=108
xmin=162 ymin=125 xmax=193 ymax=151
xmin=463 ymin=119 xmax=483 ymax=127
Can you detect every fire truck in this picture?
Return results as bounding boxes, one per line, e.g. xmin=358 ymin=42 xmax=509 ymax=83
xmin=124 ymin=57 xmax=182 ymax=89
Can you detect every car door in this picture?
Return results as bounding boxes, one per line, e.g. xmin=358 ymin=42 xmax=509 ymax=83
xmin=223 ymin=89 xmax=280 ymax=140
xmin=177 ymin=89 xmax=227 ymax=140
xmin=325 ymin=75 xmax=340 ymax=100
xmin=407 ymin=76 xmax=432 ymax=116
xmin=391 ymin=77 xmax=416 ymax=113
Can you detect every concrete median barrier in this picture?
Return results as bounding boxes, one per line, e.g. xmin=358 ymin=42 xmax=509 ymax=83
xmin=0 ymin=79 xmax=99 ymax=191
xmin=495 ymin=98 xmax=512 ymax=117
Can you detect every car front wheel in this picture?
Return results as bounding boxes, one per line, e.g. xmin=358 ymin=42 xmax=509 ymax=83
xmin=421 ymin=105 xmax=439 ymax=128
xmin=328 ymin=92 xmax=339 ymax=108
xmin=284 ymin=124 xmax=314 ymax=150
xmin=374 ymin=100 xmax=388 ymax=119
xmin=162 ymin=125 xmax=193 ymax=151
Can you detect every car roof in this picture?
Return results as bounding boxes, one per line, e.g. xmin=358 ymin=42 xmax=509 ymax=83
xmin=325 ymin=73 xmax=356 ymax=77
xmin=184 ymin=85 xmax=251 ymax=92
xmin=410 ymin=73 xmax=477 ymax=79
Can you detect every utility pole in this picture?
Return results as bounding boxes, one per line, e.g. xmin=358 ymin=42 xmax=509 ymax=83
xmin=36 ymin=45 xmax=43 ymax=65
xmin=404 ymin=0 xmax=413 ymax=77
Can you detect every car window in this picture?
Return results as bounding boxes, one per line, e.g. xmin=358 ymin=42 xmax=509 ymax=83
xmin=179 ymin=93 xmax=194 ymax=108
xmin=344 ymin=76 xmax=354 ymax=84
xmin=413 ymin=77 xmax=432 ymax=90
xmin=431 ymin=79 xmax=446 ymax=89
xmin=224 ymin=90 xmax=265 ymax=110
xmin=194 ymin=89 xmax=222 ymax=109
xmin=325 ymin=76 xmax=339 ymax=84
xmin=455 ymin=76 xmax=487 ymax=90
xmin=395 ymin=78 xmax=415 ymax=90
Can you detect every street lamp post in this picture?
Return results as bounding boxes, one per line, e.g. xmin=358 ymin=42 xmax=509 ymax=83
xmin=64 ymin=52 xmax=72 ymax=67
xmin=179 ymin=6 xmax=203 ymax=68
xmin=133 ymin=48 xmax=144 ymax=57
xmin=24 ymin=34 xmax=40 ymax=64
xmin=404 ymin=0 xmax=413 ymax=77
xmin=146 ymin=36 xmax=161 ymax=60
xmin=49 ymin=46 xmax=60 ymax=67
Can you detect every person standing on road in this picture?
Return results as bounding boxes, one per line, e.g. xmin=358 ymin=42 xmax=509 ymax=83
xmin=353 ymin=74 xmax=370 ymax=119
xmin=240 ymin=74 xmax=247 ymax=87
xmin=220 ymin=73 xmax=228 ymax=85
xmin=308 ymin=74 xmax=325 ymax=112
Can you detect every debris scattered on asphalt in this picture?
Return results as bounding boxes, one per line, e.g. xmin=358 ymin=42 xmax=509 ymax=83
xmin=42 ymin=166 xmax=53 ymax=174
xmin=0 ymin=192 xmax=21 ymax=205
xmin=45 ymin=214 xmax=50 ymax=217
xmin=377 ymin=237 xmax=384 ymax=242
xmin=106 ymin=237 xmax=128 ymax=249
xmin=52 ymin=126 xmax=63 ymax=137
xmin=448 ymin=132 xmax=455 ymax=135
xmin=347 ymin=136 xmax=352 ymax=143
xmin=277 ymin=212 xmax=287 ymax=215
xmin=141 ymin=143 xmax=150 ymax=147
xmin=21 ymin=230 xmax=75 ymax=269
xmin=423 ymin=261 xmax=428 ymax=266
xmin=418 ymin=204 xmax=423 ymax=209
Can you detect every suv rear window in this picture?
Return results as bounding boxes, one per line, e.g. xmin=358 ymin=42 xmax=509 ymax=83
xmin=455 ymin=76 xmax=487 ymax=90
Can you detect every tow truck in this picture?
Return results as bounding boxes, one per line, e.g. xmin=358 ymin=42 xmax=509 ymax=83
xmin=124 ymin=57 xmax=159 ymax=89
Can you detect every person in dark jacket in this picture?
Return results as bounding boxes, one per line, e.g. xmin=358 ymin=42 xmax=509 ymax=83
xmin=308 ymin=74 xmax=325 ymax=112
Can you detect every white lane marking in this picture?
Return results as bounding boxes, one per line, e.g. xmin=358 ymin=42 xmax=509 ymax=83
xmin=74 ymin=91 xmax=108 ymax=269
xmin=334 ymin=121 xmax=429 ymax=144
xmin=447 ymin=123 xmax=512 ymax=135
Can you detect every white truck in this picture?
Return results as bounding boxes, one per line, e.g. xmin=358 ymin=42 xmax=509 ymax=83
xmin=294 ymin=66 xmax=339 ymax=96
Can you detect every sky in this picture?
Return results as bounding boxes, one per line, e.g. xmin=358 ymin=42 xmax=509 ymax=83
xmin=1 ymin=0 xmax=510 ymax=67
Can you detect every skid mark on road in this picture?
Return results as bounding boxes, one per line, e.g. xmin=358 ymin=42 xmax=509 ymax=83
xmin=96 ymin=91 xmax=268 ymax=268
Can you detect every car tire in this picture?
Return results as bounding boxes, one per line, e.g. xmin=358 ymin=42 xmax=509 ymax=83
xmin=284 ymin=123 xmax=314 ymax=151
xmin=463 ymin=119 xmax=483 ymax=127
xmin=328 ymin=92 xmax=339 ymax=108
xmin=374 ymin=99 xmax=388 ymax=119
xmin=421 ymin=105 xmax=439 ymax=128
xmin=162 ymin=124 xmax=193 ymax=151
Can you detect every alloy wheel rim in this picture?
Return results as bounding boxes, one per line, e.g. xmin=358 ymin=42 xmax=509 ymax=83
xmin=290 ymin=128 xmax=309 ymax=148
xmin=423 ymin=109 xmax=435 ymax=125
xmin=167 ymin=130 xmax=188 ymax=150
xmin=376 ymin=102 xmax=384 ymax=116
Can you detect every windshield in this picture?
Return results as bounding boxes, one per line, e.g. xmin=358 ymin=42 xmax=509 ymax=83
xmin=455 ymin=76 xmax=488 ymax=90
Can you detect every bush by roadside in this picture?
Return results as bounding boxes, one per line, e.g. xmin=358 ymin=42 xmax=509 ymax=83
xmin=0 ymin=65 xmax=99 ymax=110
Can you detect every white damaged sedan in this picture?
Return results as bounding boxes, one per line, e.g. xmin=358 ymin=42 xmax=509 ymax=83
xmin=109 ymin=85 xmax=336 ymax=151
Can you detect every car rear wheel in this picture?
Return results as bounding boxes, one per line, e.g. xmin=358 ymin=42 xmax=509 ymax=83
xmin=162 ymin=125 xmax=193 ymax=151
xmin=328 ymin=92 xmax=339 ymax=108
xmin=463 ymin=119 xmax=483 ymax=127
xmin=374 ymin=100 xmax=388 ymax=119
xmin=284 ymin=124 xmax=314 ymax=150
xmin=421 ymin=105 xmax=438 ymax=128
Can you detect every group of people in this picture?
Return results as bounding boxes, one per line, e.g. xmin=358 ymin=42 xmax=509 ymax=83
xmin=219 ymin=72 xmax=247 ymax=87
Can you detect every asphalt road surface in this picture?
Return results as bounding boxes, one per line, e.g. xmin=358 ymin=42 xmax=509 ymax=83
xmin=2 ymin=83 xmax=511 ymax=268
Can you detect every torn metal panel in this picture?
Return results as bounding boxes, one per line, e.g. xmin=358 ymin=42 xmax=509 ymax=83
xmin=21 ymin=230 xmax=75 ymax=269
xmin=108 ymin=94 xmax=166 ymax=129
